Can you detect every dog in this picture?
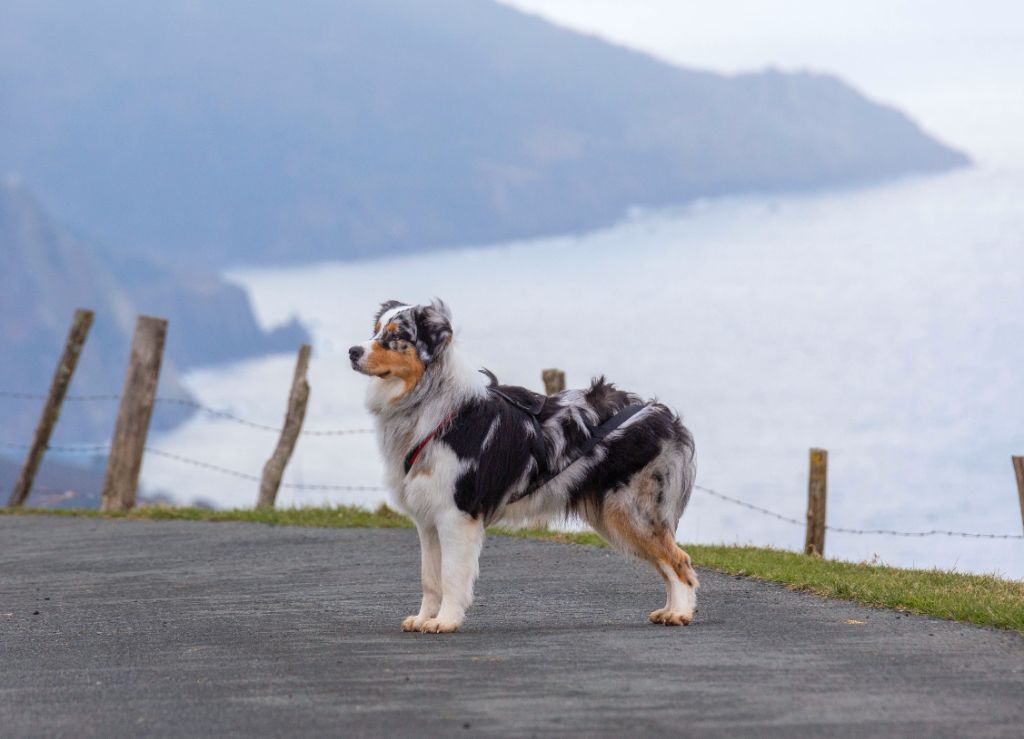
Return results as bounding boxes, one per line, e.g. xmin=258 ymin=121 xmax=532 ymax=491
xmin=349 ymin=299 xmax=698 ymax=633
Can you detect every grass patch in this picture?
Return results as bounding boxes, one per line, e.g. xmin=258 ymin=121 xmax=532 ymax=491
xmin=683 ymin=544 xmax=1024 ymax=635
xmin=6 ymin=504 xmax=1022 ymax=634
xmin=1 ymin=502 xmax=413 ymax=529
xmin=489 ymin=525 xmax=607 ymax=548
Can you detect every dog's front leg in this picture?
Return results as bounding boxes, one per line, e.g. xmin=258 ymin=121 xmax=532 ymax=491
xmin=419 ymin=510 xmax=484 ymax=633
xmin=402 ymin=523 xmax=442 ymax=632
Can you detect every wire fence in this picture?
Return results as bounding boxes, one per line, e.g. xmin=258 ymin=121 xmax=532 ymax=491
xmin=3 ymin=389 xmax=1023 ymax=540
xmin=3 ymin=442 xmax=1022 ymax=540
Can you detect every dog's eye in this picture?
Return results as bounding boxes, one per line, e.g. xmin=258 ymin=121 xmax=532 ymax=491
xmin=395 ymin=339 xmax=411 ymax=351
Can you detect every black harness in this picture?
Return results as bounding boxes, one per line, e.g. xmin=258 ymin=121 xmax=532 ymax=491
xmin=501 ymin=392 xmax=647 ymax=503
xmin=484 ymin=384 xmax=551 ymax=483
xmin=403 ymin=371 xmax=647 ymax=503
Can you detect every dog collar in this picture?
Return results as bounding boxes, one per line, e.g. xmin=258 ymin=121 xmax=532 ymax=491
xmin=403 ymin=411 xmax=458 ymax=474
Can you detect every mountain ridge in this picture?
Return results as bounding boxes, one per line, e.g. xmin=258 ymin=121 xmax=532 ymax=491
xmin=0 ymin=180 xmax=308 ymax=445
xmin=0 ymin=0 xmax=968 ymax=269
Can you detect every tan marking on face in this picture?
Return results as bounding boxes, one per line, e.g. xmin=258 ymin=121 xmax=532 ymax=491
xmin=385 ymin=322 xmax=398 ymax=334
xmin=364 ymin=342 xmax=425 ymax=399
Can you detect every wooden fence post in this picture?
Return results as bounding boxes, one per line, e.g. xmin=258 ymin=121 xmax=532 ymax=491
xmin=257 ymin=344 xmax=312 ymax=509
xmin=1013 ymin=456 xmax=1024 ymax=535
xmin=805 ymin=448 xmax=828 ymax=556
xmin=100 ymin=316 xmax=167 ymax=512
xmin=8 ymin=309 xmax=95 ymax=507
xmin=542 ymin=368 xmax=566 ymax=396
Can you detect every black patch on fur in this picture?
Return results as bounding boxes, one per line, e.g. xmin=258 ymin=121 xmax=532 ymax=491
xmin=440 ymin=373 xmax=694 ymax=524
xmin=374 ymin=300 xmax=405 ymax=325
xmin=373 ymin=300 xmax=416 ymax=350
xmin=413 ymin=301 xmax=452 ymax=364
xmin=568 ymin=404 xmax=677 ymax=504
xmin=371 ymin=299 xmax=453 ymax=363
xmin=443 ymin=394 xmax=539 ymax=520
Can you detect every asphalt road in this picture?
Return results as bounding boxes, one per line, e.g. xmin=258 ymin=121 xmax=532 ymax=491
xmin=2 ymin=516 xmax=1023 ymax=738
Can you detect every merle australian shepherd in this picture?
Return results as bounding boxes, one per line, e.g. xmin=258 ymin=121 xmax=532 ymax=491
xmin=349 ymin=299 xmax=698 ymax=633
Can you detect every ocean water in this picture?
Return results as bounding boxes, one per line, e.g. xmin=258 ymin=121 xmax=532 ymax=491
xmin=143 ymin=163 xmax=1024 ymax=578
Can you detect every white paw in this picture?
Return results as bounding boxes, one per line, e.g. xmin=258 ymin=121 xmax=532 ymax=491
xmin=419 ymin=617 xmax=460 ymax=633
xmin=649 ymin=608 xmax=693 ymax=626
xmin=401 ymin=615 xmax=424 ymax=632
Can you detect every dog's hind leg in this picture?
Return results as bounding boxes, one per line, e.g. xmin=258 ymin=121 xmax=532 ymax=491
xmin=601 ymin=501 xmax=699 ymax=627
xmin=647 ymin=534 xmax=698 ymax=626
xmin=402 ymin=523 xmax=443 ymax=632
xmin=419 ymin=509 xmax=485 ymax=633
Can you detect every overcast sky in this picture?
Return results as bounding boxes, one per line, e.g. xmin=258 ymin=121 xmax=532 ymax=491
xmin=500 ymin=1 xmax=1024 ymax=164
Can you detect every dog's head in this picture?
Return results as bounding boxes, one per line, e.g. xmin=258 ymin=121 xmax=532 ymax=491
xmin=349 ymin=299 xmax=453 ymax=397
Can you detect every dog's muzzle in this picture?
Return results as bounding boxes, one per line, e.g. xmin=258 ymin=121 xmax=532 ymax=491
xmin=349 ymin=345 xmax=365 ymax=371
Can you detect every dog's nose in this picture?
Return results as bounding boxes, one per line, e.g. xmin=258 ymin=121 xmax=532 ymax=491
xmin=349 ymin=346 xmax=365 ymax=362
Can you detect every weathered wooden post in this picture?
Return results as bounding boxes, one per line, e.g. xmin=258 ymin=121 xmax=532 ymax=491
xmin=804 ymin=448 xmax=828 ymax=556
xmin=257 ymin=344 xmax=312 ymax=509
xmin=100 ymin=316 xmax=167 ymax=512
xmin=1013 ymin=456 xmax=1024 ymax=535
xmin=8 ymin=309 xmax=95 ymax=507
xmin=542 ymin=368 xmax=566 ymax=396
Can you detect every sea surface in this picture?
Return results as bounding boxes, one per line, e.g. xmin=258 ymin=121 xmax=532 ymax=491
xmin=143 ymin=163 xmax=1024 ymax=578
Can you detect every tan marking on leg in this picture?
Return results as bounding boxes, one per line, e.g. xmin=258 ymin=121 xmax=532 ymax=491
xmin=673 ymin=545 xmax=699 ymax=589
xmin=603 ymin=506 xmax=669 ymax=564
xmin=603 ymin=505 xmax=697 ymax=626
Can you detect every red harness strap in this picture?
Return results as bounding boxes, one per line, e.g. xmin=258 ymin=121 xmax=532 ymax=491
xmin=403 ymin=411 xmax=458 ymax=474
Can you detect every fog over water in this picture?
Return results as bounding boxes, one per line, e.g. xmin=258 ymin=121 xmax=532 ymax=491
xmin=142 ymin=163 xmax=1024 ymax=578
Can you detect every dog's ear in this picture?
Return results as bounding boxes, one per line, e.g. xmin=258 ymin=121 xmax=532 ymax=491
xmin=373 ymin=300 xmax=405 ymax=332
xmin=413 ymin=299 xmax=453 ymax=363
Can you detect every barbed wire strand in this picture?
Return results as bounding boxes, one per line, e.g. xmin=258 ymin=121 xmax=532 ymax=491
xmin=152 ymin=397 xmax=375 ymax=436
xmin=0 ymin=390 xmax=374 ymax=436
xmin=693 ymin=485 xmax=1024 ymax=540
xmin=693 ymin=484 xmax=806 ymax=526
xmin=142 ymin=447 xmax=385 ymax=492
xmin=1 ymin=441 xmax=109 ymax=453
xmin=0 ymin=440 xmax=382 ymax=492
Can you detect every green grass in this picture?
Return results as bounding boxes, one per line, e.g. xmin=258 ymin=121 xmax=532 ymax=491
xmin=684 ymin=544 xmax=1024 ymax=634
xmin=6 ymin=504 xmax=1023 ymax=634
xmin=1 ymin=502 xmax=413 ymax=529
